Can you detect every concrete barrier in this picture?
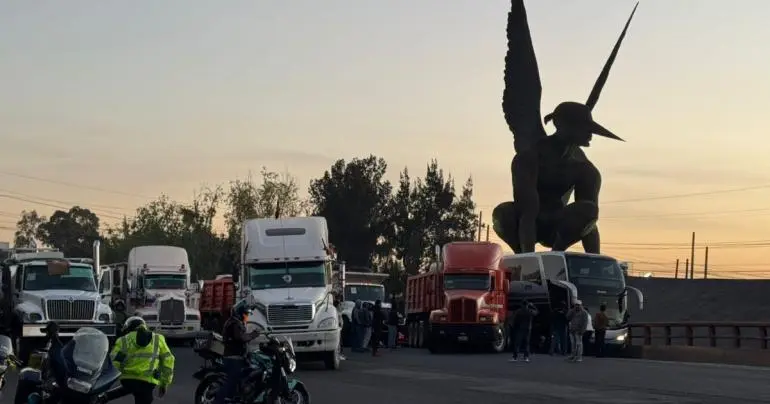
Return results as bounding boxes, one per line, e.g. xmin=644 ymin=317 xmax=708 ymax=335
xmin=627 ymin=345 xmax=770 ymax=367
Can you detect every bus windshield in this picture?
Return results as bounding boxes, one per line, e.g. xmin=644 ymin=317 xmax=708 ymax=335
xmin=144 ymin=274 xmax=186 ymax=290
xmin=23 ymin=265 xmax=96 ymax=292
xmin=248 ymin=261 xmax=326 ymax=290
xmin=566 ymin=256 xmax=625 ymax=288
xmin=444 ymin=274 xmax=490 ymax=291
xmin=345 ymin=284 xmax=385 ymax=302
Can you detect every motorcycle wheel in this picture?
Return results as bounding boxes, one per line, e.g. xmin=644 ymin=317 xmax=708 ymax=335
xmin=195 ymin=378 xmax=220 ymax=404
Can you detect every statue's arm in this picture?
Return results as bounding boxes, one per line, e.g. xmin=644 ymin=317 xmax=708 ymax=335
xmin=512 ymin=151 xmax=539 ymax=252
xmin=573 ymin=161 xmax=601 ymax=204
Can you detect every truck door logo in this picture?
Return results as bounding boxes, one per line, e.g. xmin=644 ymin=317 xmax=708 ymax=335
xmin=282 ymin=274 xmax=293 ymax=284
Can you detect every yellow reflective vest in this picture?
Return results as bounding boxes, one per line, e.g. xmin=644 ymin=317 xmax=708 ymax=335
xmin=111 ymin=330 xmax=175 ymax=386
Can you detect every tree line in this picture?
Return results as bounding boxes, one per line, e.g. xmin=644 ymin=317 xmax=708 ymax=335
xmin=10 ymin=156 xmax=480 ymax=294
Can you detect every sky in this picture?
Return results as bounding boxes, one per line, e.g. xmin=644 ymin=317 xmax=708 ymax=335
xmin=3 ymin=0 xmax=770 ymax=279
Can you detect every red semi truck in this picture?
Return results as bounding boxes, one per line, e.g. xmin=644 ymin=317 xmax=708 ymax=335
xmin=405 ymin=241 xmax=510 ymax=353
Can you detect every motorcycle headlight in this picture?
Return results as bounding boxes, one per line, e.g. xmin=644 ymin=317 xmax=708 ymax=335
xmin=66 ymin=377 xmax=92 ymax=393
xmin=287 ymin=357 xmax=297 ymax=374
xmin=318 ymin=316 xmax=336 ymax=329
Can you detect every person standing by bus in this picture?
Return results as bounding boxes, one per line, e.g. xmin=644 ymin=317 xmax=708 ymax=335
xmin=567 ymin=300 xmax=589 ymax=362
xmin=593 ymin=303 xmax=609 ymax=357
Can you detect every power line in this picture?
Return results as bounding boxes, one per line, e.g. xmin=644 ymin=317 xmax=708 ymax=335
xmin=0 ymin=194 xmax=126 ymax=221
xmin=0 ymin=188 xmax=131 ymax=216
xmin=601 ymin=207 xmax=770 ymax=220
xmin=0 ymin=170 xmax=152 ymax=199
xmin=603 ymin=183 xmax=770 ymax=204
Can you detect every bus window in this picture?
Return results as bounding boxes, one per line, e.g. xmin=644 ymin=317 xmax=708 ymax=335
xmin=542 ymin=255 xmax=567 ymax=281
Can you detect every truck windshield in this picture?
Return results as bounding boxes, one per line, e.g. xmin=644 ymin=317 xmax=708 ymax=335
xmin=444 ymin=274 xmax=490 ymax=290
xmin=144 ymin=274 xmax=186 ymax=290
xmin=345 ymin=284 xmax=385 ymax=302
xmin=248 ymin=261 xmax=326 ymax=290
xmin=23 ymin=265 xmax=96 ymax=292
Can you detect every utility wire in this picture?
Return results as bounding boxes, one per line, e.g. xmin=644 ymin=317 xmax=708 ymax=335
xmin=0 ymin=170 xmax=153 ymax=199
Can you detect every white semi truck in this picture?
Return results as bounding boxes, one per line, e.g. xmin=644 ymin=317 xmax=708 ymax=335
xmin=332 ymin=265 xmax=397 ymax=347
xmin=240 ymin=216 xmax=342 ymax=370
xmin=105 ymin=245 xmax=201 ymax=339
xmin=1 ymin=242 xmax=115 ymax=363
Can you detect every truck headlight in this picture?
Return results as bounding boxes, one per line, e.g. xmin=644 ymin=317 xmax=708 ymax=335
xmin=25 ymin=313 xmax=43 ymax=322
xmin=479 ymin=315 xmax=493 ymax=323
xmin=432 ymin=315 xmax=447 ymax=322
xmin=615 ymin=334 xmax=626 ymax=342
xmin=186 ymin=314 xmax=200 ymax=321
xmin=98 ymin=314 xmax=110 ymax=322
xmin=318 ymin=316 xmax=337 ymax=329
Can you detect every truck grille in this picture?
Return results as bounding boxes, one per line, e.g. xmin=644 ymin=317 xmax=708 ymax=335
xmin=159 ymin=299 xmax=185 ymax=325
xmin=267 ymin=304 xmax=313 ymax=324
xmin=46 ymin=299 xmax=95 ymax=321
xmin=448 ymin=298 xmax=476 ymax=322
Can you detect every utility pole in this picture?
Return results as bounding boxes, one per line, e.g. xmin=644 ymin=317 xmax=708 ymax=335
xmin=477 ymin=211 xmax=483 ymax=242
xmin=685 ymin=258 xmax=689 ymax=280
xmin=689 ymin=232 xmax=696 ymax=279
xmin=485 ymin=224 xmax=490 ymax=242
xmin=704 ymin=246 xmax=709 ymax=279
xmin=674 ymin=259 xmax=679 ymax=279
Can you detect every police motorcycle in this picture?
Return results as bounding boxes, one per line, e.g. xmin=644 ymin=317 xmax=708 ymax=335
xmin=0 ymin=332 xmax=22 ymax=399
xmin=193 ymin=329 xmax=310 ymax=404
xmin=13 ymin=323 xmax=122 ymax=404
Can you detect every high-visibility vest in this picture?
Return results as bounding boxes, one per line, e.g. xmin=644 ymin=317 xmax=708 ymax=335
xmin=111 ymin=330 xmax=175 ymax=386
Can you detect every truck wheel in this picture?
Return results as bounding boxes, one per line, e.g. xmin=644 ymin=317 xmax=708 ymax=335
xmin=490 ymin=325 xmax=506 ymax=353
xmin=323 ymin=349 xmax=340 ymax=370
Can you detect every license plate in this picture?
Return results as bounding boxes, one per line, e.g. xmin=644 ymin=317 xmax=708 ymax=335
xmin=457 ymin=335 xmax=469 ymax=342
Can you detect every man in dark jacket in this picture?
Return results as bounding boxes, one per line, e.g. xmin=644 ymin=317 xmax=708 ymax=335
xmin=371 ymin=300 xmax=385 ymax=356
xmin=214 ymin=301 xmax=260 ymax=404
xmin=593 ymin=303 xmax=609 ymax=357
xmin=550 ymin=301 xmax=568 ymax=355
xmin=509 ymin=300 xmax=539 ymax=362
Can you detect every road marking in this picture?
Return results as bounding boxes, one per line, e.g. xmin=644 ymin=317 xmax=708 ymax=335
xmin=363 ymin=368 xmax=699 ymax=403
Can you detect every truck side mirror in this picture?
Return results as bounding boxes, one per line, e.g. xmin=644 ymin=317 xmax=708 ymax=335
xmin=503 ymin=282 xmax=510 ymax=294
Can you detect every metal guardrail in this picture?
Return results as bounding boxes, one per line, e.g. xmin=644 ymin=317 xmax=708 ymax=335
xmin=628 ymin=322 xmax=770 ymax=349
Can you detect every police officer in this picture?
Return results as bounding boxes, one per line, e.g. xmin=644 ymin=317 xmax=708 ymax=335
xmin=214 ymin=300 xmax=260 ymax=404
xmin=105 ymin=317 xmax=175 ymax=404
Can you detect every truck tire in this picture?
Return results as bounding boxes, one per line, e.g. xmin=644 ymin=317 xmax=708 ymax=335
xmin=490 ymin=324 xmax=506 ymax=353
xmin=323 ymin=349 xmax=340 ymax=370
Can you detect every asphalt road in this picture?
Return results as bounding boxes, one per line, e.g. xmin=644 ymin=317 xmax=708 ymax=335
xmin=4 ymin=346 xmax=770 ymax=404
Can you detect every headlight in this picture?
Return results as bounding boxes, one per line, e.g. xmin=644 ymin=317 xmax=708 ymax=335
xmin=615 ymin=334 xmax=626 ymax=342
xmin=479 ymin=315 xmax=492 ymax=322
xmin=318 ymin=316 xmax=337 ymax=329
xmin=25 ymin=313 xmax=43 ymax=322
xmin=287 ymin=357 xmax=297 ymax=373
xmin=186 ymin=314 xmax=200 ymax=321
xmin=66 ymin=377 xmax=92 ymax=393
xmin=98 ymin=313 xmax=110 ymax=322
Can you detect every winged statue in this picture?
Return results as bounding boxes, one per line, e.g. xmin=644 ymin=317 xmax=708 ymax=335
xmin=492 ymin=0 xmax=639 ymax=254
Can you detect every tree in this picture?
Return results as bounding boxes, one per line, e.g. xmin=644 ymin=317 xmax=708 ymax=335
xmin=14 ymin=210 xmax=45 ymax=248
xmin=308 ymin=155 xmax=392 ymax=267
xmin=37 ymin=206 xmax=100 ymax=257
xmin=104 ymin=188 xmax=226 ymax=280
xmin=394 ymin=160 xmax=479 ymax=270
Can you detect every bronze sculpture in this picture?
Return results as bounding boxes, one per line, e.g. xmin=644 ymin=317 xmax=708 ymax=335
xmin=492 ymin=0 xmax=639 ymax=254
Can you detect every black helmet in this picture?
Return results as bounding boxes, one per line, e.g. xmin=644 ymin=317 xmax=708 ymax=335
xmin=123 ymin=316 xmax=146 ymax=334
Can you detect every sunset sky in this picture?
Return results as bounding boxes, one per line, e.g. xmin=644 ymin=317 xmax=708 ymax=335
xmin=3 ymin=0 xmax=770 ymax=278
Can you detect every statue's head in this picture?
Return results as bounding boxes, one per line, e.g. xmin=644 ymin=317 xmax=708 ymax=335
xmin=544 ymin=101 xmax=622 ymax=147
xmin=544 ymin=2 xmax=639 ymax=148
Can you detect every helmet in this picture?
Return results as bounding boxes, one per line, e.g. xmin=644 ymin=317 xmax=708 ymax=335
xmin=232 ymin=299 xmax=251 ymax=318
xmin=123 ymin=316 xmax=146 ymax=334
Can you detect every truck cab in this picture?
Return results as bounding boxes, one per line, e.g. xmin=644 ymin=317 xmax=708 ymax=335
xmin=407 ymin=242 xmax=509 ymax=353
xmin=105 ymin=246 xmax=201 ymax=338
xmin=240 ymin=216 xmax=341 ymax=370
xmin=2 ymin=242 xmax=115 ymax=363
xmin=332 ymin=265 xmax=394 ymax=347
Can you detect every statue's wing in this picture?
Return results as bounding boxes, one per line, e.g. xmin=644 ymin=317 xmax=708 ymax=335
xmin=502 ymin=0 xmax=547 ymax=154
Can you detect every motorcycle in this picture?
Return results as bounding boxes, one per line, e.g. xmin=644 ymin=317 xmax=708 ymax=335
xmin=193 ymin=331 xmax=310 ymax=404
xmin=14 ymin=323 xmax=121 ymax=404
xmin=0 ymin=334 xmax=22 ymax=399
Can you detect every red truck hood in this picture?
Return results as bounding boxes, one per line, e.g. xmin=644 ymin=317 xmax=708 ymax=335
xmin=445 ymin=290 xmax=487 ymax=300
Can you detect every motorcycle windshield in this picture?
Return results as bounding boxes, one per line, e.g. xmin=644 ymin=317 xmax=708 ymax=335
xmin=0 ymin=335 xmax=11 ymax=362
xmin=70 ymin=327 xmax=109 ymax=380
xmin=283 ymin=336 xmax=295 ymax=358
